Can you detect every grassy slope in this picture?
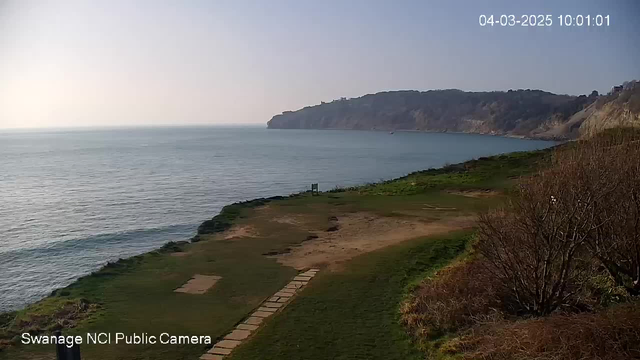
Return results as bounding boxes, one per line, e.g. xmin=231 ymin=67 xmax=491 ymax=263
xmin=0 ymin=148 xmax=553 ymax=360
xmin=230 ymin=232 xmax=473 ymax=360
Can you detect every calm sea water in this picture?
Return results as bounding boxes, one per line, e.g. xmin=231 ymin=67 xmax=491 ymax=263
xmin=0 ymin=126 xmax=556 ymax=311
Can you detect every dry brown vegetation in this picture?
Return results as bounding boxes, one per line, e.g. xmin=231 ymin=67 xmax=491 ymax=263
xmin=403 ymin=128 xmax=640 ymax=359
xmin=455 ymin=303 xmax=640 ymax=360
xmin=402 ymin=259 xmax=501 ymax=338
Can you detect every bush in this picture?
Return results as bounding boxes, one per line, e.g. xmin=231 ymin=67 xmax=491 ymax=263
xmin=476 ymin=129 xmax=640 ymax=315
xmin=402 ymin=259 xmax=502 ymax=339
xmin=580 ymin=131 xmax=640 ymax=294
xmin=453 ymin=302 xmax=640 ymax=360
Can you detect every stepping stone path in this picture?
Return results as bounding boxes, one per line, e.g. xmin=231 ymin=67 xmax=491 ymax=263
xmin=199 ymin=269 xmax=319 ymax=360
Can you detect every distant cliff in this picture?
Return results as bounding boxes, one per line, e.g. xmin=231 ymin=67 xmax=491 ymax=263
xmin=267 ymin=82 xmax=640 ymax=140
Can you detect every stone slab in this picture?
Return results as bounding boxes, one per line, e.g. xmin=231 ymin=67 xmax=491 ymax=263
xmin=275 ymin=291 xmax=293 ymax=297
xmin=252 ymin=311 xmax=273 ymax=318
xmin=257 ymin=306 xmax=278 ymax=312
xmin=277 ymin=297 xmax=288 ymax=303
xmin=269 ymin=296 xmax=280 ymax=302
xmin=225 ymin=329 xmax=251 ymax=341
xmin=208 ymin=347 xmax=232 ymax=355
xmin=245 ymin=316 xmax=264 ymax=325
xmin=214 ymin=339 xmax=241 ymax=349
xmin=200 ymin=354 xmax=223 ymax=360
xmin=237 ymin=324 xmax=259 ymax=331
xmin=309 ymin=268 xmax=320 ymax=272
xmin=293 ymin=276 xmax=312 ymax=281
xmin=174 ymin=274 xmax=222 ymax=295
xmin=263 ymin=302 xmax=283 ymax=308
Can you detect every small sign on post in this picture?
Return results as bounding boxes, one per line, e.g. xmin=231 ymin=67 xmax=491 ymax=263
xmin=311 ymin=183 xmax=319 ymax=196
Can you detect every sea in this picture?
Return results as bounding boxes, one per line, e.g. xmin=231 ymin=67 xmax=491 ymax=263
xmin=0 ymin=126 xmax=557 ymax=311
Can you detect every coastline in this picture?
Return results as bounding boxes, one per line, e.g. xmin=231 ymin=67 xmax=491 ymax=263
xmin=0 ymin=146 xmax=556 ymax=359
xmin=265 ymin=126 xmax=567 ymax=141
xmin=2 ymin=145 xmax=553 ymax=316
xmin=0 ymin=131 xmax=559 ymax=314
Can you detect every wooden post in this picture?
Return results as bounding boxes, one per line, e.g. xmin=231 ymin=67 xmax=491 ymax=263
xmin=55 ymin=331 xmax=81 ymax=360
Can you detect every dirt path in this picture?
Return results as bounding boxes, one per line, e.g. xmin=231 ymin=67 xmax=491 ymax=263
xmin=271 ymin=213 xmax=476 ymax=271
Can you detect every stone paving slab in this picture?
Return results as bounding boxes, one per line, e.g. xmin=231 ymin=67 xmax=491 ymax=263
xmin=257 ymin=306 xmax=278 ymax=312
xmin=208 ymin=347 xmax=232 ymax=355
xmin=175 ymin=274 xmax=222 ymax=295
xmin=263 ymin=302 xmax=283 ymax=308
xmin=214 ymin=339 xmax=241 ymax=349
xmin=244 ymin=316 xmax=264 ymax=325
xmin=293 ymin=275 xmax=312 ymax=281
xmin=225 ymin=329 xmax=251 ymax=341
xmin=277 ymin=297 xmax=288 ymax=303
xmin=269 ymin=296 xmax=279 ymax=302
xmin=252 ymin=311 xmax=273 ymax=318
xmin=274 ymin=291 xmax=293 ymax=297
xmin=200 ymin=354 xmax=223 ymax=360
xmin=236 ymin=324 xmax=259 ymax=331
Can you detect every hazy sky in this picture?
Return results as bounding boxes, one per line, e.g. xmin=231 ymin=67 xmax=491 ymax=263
xmin=0 ymin=0 xmax=638 ymax=129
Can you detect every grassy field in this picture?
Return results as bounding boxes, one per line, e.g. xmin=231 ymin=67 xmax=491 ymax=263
xmin=230 ymin=231 xmax=473 ymax=360
xmin=0 ymin=148 xmax=553 ymax=360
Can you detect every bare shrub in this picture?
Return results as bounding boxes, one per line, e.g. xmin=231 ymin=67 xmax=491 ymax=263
xmin=580 ymin=131 xmax=640 ymax=293
xmin=476 ymin=129 xmax=640 ymax=315
xmin=477 ymin=170 xmax=609 ymax=314
xmin=401 ymin=259 xmax=502 ymax=340
xmin=453 ymin=302 xmax=640 ymax=360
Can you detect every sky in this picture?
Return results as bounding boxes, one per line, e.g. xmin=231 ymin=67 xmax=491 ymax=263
xmin=0 ymin=0 xmax=638 ymax=129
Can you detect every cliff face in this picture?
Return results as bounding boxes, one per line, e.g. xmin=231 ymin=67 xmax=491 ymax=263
xmin=267 ymin=84 xmax=640 ymax=139
xmin=579 ymin=84 xmax=640 ymax=137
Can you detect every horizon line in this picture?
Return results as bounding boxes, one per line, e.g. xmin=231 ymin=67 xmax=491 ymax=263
xmin=0 ymin=123 xmax=267 ymax=132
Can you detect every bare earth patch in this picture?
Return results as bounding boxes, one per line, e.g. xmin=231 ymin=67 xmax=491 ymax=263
xmin=271 ymin=216 xmax=300 ymax=225
xmin=174 ymin=274 xmax=222 ymax=294
xmin=271 ymin=213 xmax=476 ymax=271
xmin=446 ymin=189 xmax=500 ymax=198
xmin=222 ymin=225 xmax=258 ymax=240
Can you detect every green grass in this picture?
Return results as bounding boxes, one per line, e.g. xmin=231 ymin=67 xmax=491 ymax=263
xmin=357 ymin=149 xmax=552 ymax=195
xmin=230 ymin=231 xmax=473 ymax=360
xmin=1 ymin=235 xmax=300 ymax=359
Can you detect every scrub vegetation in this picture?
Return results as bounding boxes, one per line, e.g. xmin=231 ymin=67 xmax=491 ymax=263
xmin=402 ymin=128 xmax=640 ymax=360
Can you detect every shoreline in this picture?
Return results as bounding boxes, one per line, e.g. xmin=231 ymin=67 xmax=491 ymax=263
xmin=0 ymin=143 xmax=558 ymax=315
xmin=1 ymin=145 xmax=557 ymax=359
xmin=265 ymin=127 xmax=569 ymax=141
